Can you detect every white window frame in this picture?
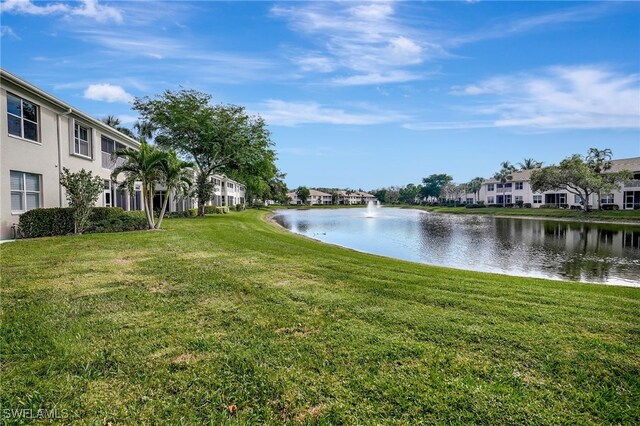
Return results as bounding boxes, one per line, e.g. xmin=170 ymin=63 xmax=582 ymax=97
xmin=73 ymin=121 xmax=92 ymax=159
xmin=7 ymin=92 xmax=39 ymax=143
xmin=487 ymin=184 xmax=495 ymax=191
xmin=515 ymin=196 xmax=523 ymax=202
xmin=533 ymin=195 xmax=543 ymax=204
xmin=515 ymin=182 xmax=524 ymax=190
xmin=601 ymin=194 xmax=615 ymax=204
xmin=487 ymin=196 xmax=495 ymax=204
xmin=10 ymin=170 xmax=41 ymax=213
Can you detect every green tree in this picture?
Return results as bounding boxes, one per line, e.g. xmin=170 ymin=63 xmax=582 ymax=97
xmin=112 ymin=141 xmax=168 ymax=229
xmin=494 ymin=161 xmax=517 ymax=207
xmin=296 ymin=186 xmax=310 ymax=205
xmin=518 ymin=158 xmax=543 ymax=170
xmin=373 ymin=188 xmax=388 ymax=204
xmin=102 ymin=115 xmax=135 ymax=138
xmin=531 ymin=153 xmax=632 ymax=211
xmin=133 ymin=89 xmax=278 ymax=216
xmin=59 ymin=167 xmax=104 ymax=234
xmin=420 ymin=174 xmax=453 ymax=202
xmin=155 ymin=150 xmax=193 ymax=229
xmin=399 ymin=183 xmax=422 ymax=204
xmin=466 ymin=177 xmax=484 ymax=203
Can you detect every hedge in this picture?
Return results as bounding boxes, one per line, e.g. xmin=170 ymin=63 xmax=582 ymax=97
xmin=204 ymin=205 xmax=229 ymax=214
xmin=168 ymin=209 xmax=198 ymax=218
xmin=19 ymin=207 xmax=148 ymax=238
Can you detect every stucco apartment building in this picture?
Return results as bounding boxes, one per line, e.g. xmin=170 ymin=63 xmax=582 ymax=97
xmin=475 ymin=157 xmax=640 ymax=209
xmin=337 ymin=190 xmax=376 ymax=205
xmin=1 ymin=69 xmax=245 ymax=239
xmin=287 ymin=189 xmax=332 ymax=205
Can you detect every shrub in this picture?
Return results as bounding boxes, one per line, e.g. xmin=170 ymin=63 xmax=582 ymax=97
xmin=168 ymin=209 xmax=198 ymax=218
xmin=523 ymin=203 xmax=532 ymax=208
xmin=19 ymin=207 xmax=148 ymax=238
xmin=234 ymin=204 xmax=245 ymax=211
xmin=86 ymin=211 xmax=148 ymax=233
xmin=204 ymin=205 xmax=229 ymax=214
xmin=601 ymin=204 xmax=620 ymax=211
xmin=19 ymin=208 xmax=74 ymax=238
xmin=465 ymin=203 xmax=487 ymax=209
xmin=540 ymin=204 xmax=558 ymax=209
xmin=515 ymin=200 xmax=524 ymax=208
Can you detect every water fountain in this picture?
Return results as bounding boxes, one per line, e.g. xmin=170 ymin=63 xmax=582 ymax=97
xmin=365 ymin=199 xmax=381 ymax=218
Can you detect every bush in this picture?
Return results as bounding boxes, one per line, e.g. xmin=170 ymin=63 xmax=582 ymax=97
xmin=19 ymin=207 xmax=148 ymax=238
xmin=540 ymin=204 xmax=557 ymax=209
xmin=523 ymin=203 xmax=532 ymax=208
xmin=19 ymin=208 xmax=74 ymax=238
xmin=515 ymin=200 xmax=524 ymax=208
xmin=168 ymin=209 xmax=198 ymax=218
xmin=465 ymin=203 xmax=487 ymax=209
xmin=86 ymin=211 xmax=148 ymax=233
xmin=234 ymin=204 xmax=245 ymax=211
xmin=601 ymin=204 xmax=620 ymax=211
xmin=204 ymin=205 xmax=229 ymax=214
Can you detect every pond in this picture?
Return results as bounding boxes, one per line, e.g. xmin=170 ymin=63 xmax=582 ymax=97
xmin=273 ymin=207 xmax=640 ymax=286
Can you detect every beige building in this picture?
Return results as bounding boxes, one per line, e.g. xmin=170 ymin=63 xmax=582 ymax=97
xmin=1 ymin=69 xmax=246 ymax=239
xmin=287 ymin=189 xmax=332 ymax=205
xmin=478 ymin=158 xmax=640 ymax=209
xmin=1 ymin=69 xmax=143 ymax=239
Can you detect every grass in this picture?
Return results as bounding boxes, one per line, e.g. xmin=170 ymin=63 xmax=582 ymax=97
xmin=1 ymin=210 xmax=639 ymax=425
xmin=408 ymin=205 xmax=640 ymax=222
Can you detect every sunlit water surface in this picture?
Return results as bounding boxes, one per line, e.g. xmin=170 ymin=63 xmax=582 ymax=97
xmin=273 ymin=208 xmax=640 ymax=286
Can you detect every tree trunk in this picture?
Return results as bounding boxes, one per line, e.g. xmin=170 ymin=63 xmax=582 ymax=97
xmin=141 ymin=182 xmax=155 ymax=229
xmin=155 ymin=189 xmax=171 ymax=229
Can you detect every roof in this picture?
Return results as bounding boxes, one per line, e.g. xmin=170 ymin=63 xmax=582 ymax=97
xmin=1 ymin=68 xmax=140 ymax=148
xmin=309 ymin=189 xmax=332 ymax=196
xmin=483 ymin=157 xmax=640 ymax=184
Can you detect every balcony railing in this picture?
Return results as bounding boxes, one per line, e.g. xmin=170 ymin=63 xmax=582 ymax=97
xmin=624 ymin=180 xmax=640 ymax=188
xmin=102 ymin=152 xmax=125 ymax=170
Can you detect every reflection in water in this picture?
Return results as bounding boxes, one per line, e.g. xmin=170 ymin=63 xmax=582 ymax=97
xmin=273 ymin=208 xmax=640 ymax=286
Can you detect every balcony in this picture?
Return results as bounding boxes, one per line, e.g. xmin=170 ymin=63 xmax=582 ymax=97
xmin=624 ymin=180 xmax=640 ymax=188
xmin=102 ymin=152 xmax=125 ymax=170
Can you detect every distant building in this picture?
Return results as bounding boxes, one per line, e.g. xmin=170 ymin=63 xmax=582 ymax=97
xmin=287 ymin=189 xmax=332 ymax=205
xmin=477 ymin=158 xmax=640 ymax=209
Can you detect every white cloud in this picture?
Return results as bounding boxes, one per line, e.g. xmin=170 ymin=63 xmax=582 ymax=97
xmin=0 ymin=25 xmax=19 ymax=39
xmin=272 ymin=2 xmax=440 ymax=85
xmin=332 ymin=71 xmax=422 ymax=86
xmin=258 ymin=100 xmax=408 ymax=127
xmin=1 ymin=0 xmax=122 ymax=23
xmin=83 ymin=84 xmax=133 ymax=103
xmin=409 ymin=65 xmax=640 ymax=131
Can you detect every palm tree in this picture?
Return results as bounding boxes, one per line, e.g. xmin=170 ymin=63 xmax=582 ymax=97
xmin=111 ymin=141 xmax=168 ymax=229
xmin=102 ymin=115 xmax=135 ymax=138
xmin=155 ymin=150 xmax=193 ymax=229
xmin=494 ymin=161 xmax=516 ymax=207
xmin=518 ymin=158 xmax=543 ymax=170
xmin=466 ymin=177 xmax=484 ymax=203
xmin=133 ymin=120 xmax=155 ymax=143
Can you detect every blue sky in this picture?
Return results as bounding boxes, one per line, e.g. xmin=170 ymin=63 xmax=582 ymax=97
xmin=1 ymin=0 xmax=639 ymax=190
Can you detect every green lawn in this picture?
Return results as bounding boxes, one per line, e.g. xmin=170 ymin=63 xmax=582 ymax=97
xmin=2 ymin=210 xmax=639 ymax=425
xmin=412 ymin=205 xmax=640 ymax=222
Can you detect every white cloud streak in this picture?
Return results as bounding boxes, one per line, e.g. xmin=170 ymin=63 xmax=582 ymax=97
xmin=409 ymin=66 xmax=640 ymax=130
xmin=272 ymin=1 xmax=441 ymax=85
xmin=84 ymin=83 xmax=133 ymax=103
xmin=1 ymin=0 xmax=123 ymax=23
xmin=258 ymin=100 xmax=409 ymax=127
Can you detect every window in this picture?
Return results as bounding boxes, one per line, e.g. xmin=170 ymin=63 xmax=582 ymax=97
xmin=515 ymin=196 xmax=523 ymax=203
xmin=601 ymin=194 xmax=615 ymax=204
xmin=487 ymin=184 xmax=495 ymax=191
xmin=575 ymin=195 xmax=583 ymax=204
xmin=515 ymin=182 xmax=524 ymax=190
xmin=227 ymin=182 xmax=234 ymax=189
xmin=533 ymin=195 xmax=543 ymax=204
xmin=74 ymin=122 xmax=91 ymax=158
xmin=101 ymin=136 xmax=125 ymax=154
xmin=10 ymin=171 xmax=41 ymax=212
xmin=7 ymin=93 xmax=39 ymax=142
xmin=487 ymin=196 xmax=495 ymax=204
